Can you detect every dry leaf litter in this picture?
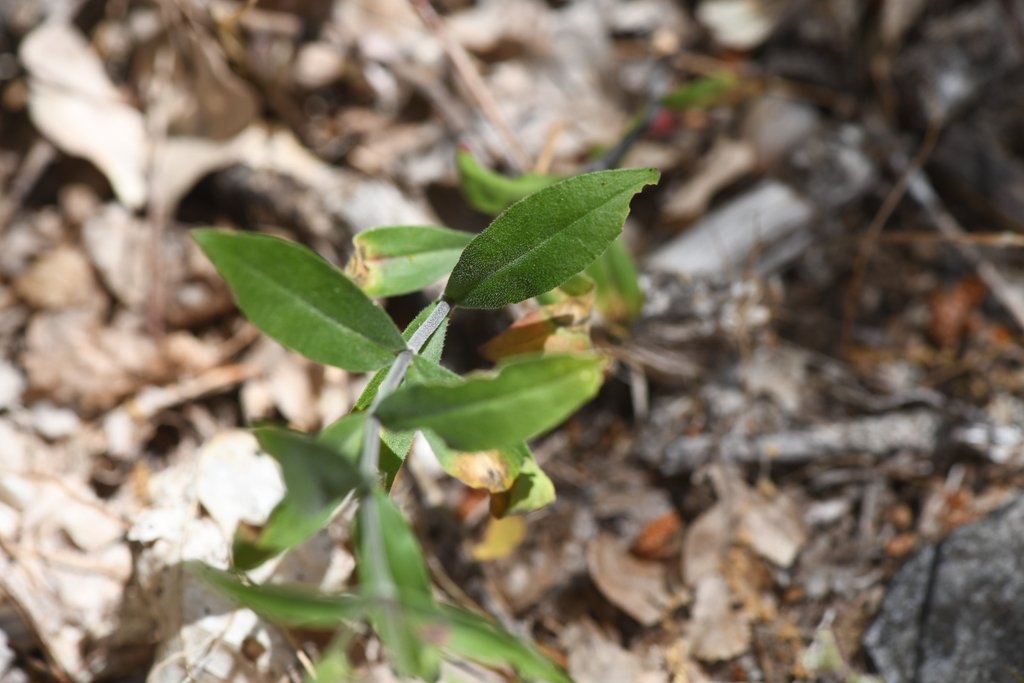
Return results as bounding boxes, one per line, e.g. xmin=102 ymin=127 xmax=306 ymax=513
xmin=2 ymin=1 xmax=1024 ymax=681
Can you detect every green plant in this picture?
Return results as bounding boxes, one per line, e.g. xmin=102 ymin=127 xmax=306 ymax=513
xmin=191 ymin=166 xmax=658 ymax=681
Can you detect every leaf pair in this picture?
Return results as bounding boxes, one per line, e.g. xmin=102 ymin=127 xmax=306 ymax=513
xmin=194 ymin=165 xmax=656 ymax=374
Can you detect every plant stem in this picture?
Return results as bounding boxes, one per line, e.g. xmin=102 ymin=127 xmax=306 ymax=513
xmin=359 ymin=299 xmax=452 ymax=477
xmin=356 ymin=299 xmax=453 ymax=621
xmin=408 ymin=300 xmax=450 ymax=353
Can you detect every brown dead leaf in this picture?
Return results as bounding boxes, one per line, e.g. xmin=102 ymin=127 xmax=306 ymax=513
xmin=0 ymin=474 xmax=132 ymax=679
xmin=631 ymin=510 xmax=684 ymax=560
xmin=736 ymin=489 xmax=807 ymax=568
xmin=664 ymin=638 xmax=713 ymax=683
xmin=14 ymin=246 xmax=105 ymax=312
xmin=150 ymin=128 xmax=262 ymax=219
xmin=683 ymin=503 xmax=731 ymax=586
xmin=20 ymin=23 xmax=147 ymax=209
xmin=587 ymin=533 xmax=675 ymax=626
xmin=723 ymin=546 xmax=777 ymax=622
xmin=563 ymin=620 xmax=662 ymax=683
xmin=266 ymin=356 xmax=318 ymax=431
xmin=663 ymin=138 xmax=755 ymax=222
xmin=689 ymin=575 xmax=751 ymax=662
xmin=164 ymin=33 xmax=258 ymax=141
xmin=884 ymin=532 xmax=917 ymax=558
xmin=21 ymin=310 xmax=172 ymax=414
xmin=241 ymin=339 xmax=320 ymax=431
xmin=0 ymin=360 xmax=26 ymax=411
xmin=80 ymin=204 xmax=153 ymax=311
xmin=929 ymin=274 xmax=987 ymax=351
xmin=696 ymin=465 xmax=807 ymax=571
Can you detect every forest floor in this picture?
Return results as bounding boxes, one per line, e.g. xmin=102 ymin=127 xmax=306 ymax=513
xmin=2 ymin=1 xmax=1024 ymax=681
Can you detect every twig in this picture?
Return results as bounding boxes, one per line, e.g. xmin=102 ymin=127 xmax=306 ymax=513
xmin=999 ymin=0 xmax=1024 ymax=52
xmin=904 ymin=163 xmax=1024 ymax=332
xmin=871 ymin=231 xmax=1024 ymax=248
xmin=650 ymin=409 xmax=944 ymax=474
xmin=533 ymin=120 xmax=565 ymax=175
xmin=674 ymin=51 xmax=857 ymax=114
xmin=356 ymin=300 xmax=451 ymax=621
xmin=586 ymin=67 xmax=672 ymax=173
xmin=0 ymin=140 xmax=55 ymax=234
xmin=407 ymin=0 xmax=530 ymax=172
xmin=144 ymin=5 xmax=181 ymax=337
xmin=124 ymin=363 xmax=260 ymax=421
xmin=841 ymin=119 xmax=942 ymax=351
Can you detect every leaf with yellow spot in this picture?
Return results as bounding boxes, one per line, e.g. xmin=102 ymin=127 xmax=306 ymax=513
xmin=490 ymin=455 xmax=556 ymax=517
xmin=423 ymin=431 xmax=525 ymax=493
xmin=481 ymin=275 xmax=595 ymax=361
xmin=480 ymin=311 xmax=592 ymax=361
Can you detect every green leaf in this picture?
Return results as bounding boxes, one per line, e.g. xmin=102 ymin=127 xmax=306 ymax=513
xmin=189 ymin=562 xmax=367 ymax=627
xmin=357 ymin=491 xmax=441 ymax=680
xmin=456 ymin=148 xmax=561 ymax=215
xmin=444 ymin=168 xmax=659 ymax=309
xmin=192 ymin=562 xmax=571 ymax=683
xmin=536 ymin=273 xmax=595 ymax=304
xmin=407 ymin=353 xmax=462 ymax=385
xmin=661 ymin=71 xmax=741 ymax=111
xmin=314 ymin=412 xmax=364 ymax=466
xmin=378 ymin=353 xmax=605 ymax=450
xmin=305 ymin=633 xmax=355 ymax=683
xmin=233 ymin=425 xmax=367 ymax=570
xmin=347 ymin=226 xmax=473 ymax=298
xmin=436 ymin=604 xmax=572 ymax=683
xmin=585 ymin=237 xmax=643 ymax=327
xmin=422 ymin=430 xmax=526 ymax=493
xmin=194 ymin=230 xmax=405 ymax=371
xmin=490 ymin=452 xmax=557 ymax=517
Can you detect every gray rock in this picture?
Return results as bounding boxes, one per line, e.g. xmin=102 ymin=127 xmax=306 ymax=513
xmin=646 ymin=180 xmax=815 ymax=279
xmin=864 ymin=494 xmax=1024 ymax=683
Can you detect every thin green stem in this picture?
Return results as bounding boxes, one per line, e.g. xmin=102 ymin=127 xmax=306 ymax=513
xmin=358 ymin=299 xmax=452 ymax=477
xmin=408 ymin=300 xmax=450 ymax=353
xmin=356 ymin=299 xmax=453 ymax=613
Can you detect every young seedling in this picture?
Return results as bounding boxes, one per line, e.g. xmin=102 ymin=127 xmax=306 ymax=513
xmin=191 ymin=166 xmax=658 ymax=681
